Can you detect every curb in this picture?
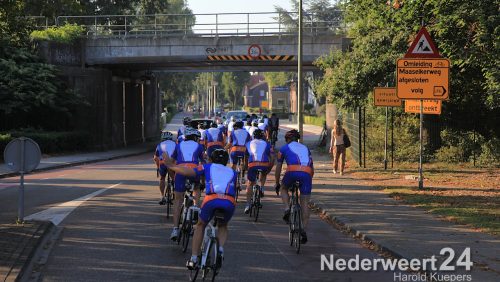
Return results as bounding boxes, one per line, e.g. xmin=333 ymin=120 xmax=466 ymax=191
xmin=0 ymin=149 xmax=151 ymax=180
xmin=308 ymin=201 xmax=406 ymax=261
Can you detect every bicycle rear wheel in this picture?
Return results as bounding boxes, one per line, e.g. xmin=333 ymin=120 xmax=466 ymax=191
xmin=210 ymin=238 xmax=220 ymax=282
xmin=166 ymin=181 xmax=172 ymax=218
xmin=254 ymin=186 xmax=261 ymax=222
xmin=293 ymin=206 xmax=302 ymax=254
xmin=177 ymin=205 xmax=185 ymax=245
xmin=288 ymin=207 xmax=294 ymax=246
xmin=189 ymin=266 xmax=199 ymax=281
xmin=181 ymin=221 xmax=192 ymax=253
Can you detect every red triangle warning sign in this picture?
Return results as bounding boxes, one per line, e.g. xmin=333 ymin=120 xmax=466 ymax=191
xmin=405 ymin=27 xmax=441 ymax=58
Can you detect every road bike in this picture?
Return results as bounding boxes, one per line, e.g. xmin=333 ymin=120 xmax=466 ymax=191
xmin=178 ymin=179 xmax=197 ymax=253
xmin=317 ymin=121 xmax=328 ymax=147
xmin=189 ymin=210 xmax=225 ymax=281
xmin=165 ymin=173 xmax=174 ymax=218
xmin=270 ymin=128 xmax=278 ymax=147
xmin=248 ymin=169 xmax=263 ymax=222
xmin=234 ymin=156 xmax=245 ymax=203
xmin=288 ymin=181 xmax=303 ymax=254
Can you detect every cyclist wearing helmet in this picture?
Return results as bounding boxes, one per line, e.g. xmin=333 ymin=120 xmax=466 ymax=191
xmin=170 ymin=127 xmax=205 ymax=241
xmin=244 ymin=129 xmax=274 ymax=214
xmin=198 ymin=123 xmax=207 ymax=147
xmin=217 ymin=119 xmax=228 ymax=143
xmin=205 ymin=122 xmax=224 ymax=158
xmin=178 ymin=117 xmax=192 ymax=141
xmin=248 ymin=120 xmax=259 ymax=139
xmin=225 ymin=121 xmax=251 ymax=171
xmin=153 ymin=131 xmax=176 ymax=205
xmin=274 ymin=129 xmax=314 ymax=244
xmin=257 ymin=118 xmax=269 ymax=139
xmin=244 ymin=120 xmax=252 ymax=133
xmin=163 ymin=149 xmax=236 ymax=270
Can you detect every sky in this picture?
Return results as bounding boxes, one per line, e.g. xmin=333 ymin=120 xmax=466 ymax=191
xmin=187 ymin=0 xmax=293 ymax=14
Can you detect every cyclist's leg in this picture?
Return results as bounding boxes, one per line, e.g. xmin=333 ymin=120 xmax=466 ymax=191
xmin=159 ymin=165 xmax=168 ymax=196
xmin=191 ymin=220 xmax=207 ymax=258
xmin=281 ymin=172 xmax=294 ymax=210
xmin=298 ymin=173 xmax=313 ymax=232
xmin=230 ymin=151 xmax=237 ymax=170
xmin=246 ymin=166 xmax=257 ymax=206
xmin=173 ymin=174 xmax=187 ymax=228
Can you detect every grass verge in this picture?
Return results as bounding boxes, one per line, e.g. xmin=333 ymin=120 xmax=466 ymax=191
xmin=384 ymin=186 xmax=500 ymax=236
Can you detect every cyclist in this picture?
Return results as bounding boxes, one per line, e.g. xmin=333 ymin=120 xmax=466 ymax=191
xmin=274 ymin=129 xmax=314 ymax=244
xmin=163 ymin=149 xmax=237 ymax=270
xmin=225 ymin=121 xmax=250 ymax=171
xmin=244 ymin=129 xmax=274 ymax=214
xmin=248 ymin=120 xmax=259 ymax=139
xmin=257 ymin=118 xmax=269 ymax=140
xmin=153 ymin=131 xmax=176 ymax=205
xmin=243 ymin=119 xmax=252 ymax=133
xmin=170 ymin=127 xmax=205 ymax=241
xmin=226 ymin=116 xmax=236 ymax=142
xmin=205 ymin=122 xmax=224 ymax=159
xmin=269 ymin=113 xmax=280 ymax=144
xmin=216 ymin=119 xmax=228 ymax=143
xmin=198 ymin=123 xmax=207 ymax=148
xmin=178 ymin=117 xmax=192 ymax=142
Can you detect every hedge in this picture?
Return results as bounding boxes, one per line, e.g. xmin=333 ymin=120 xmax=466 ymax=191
xmin=304 ymin=115 xmax=325 ymax=127
xmin=0 ymin=131 xmax=91 ymax=158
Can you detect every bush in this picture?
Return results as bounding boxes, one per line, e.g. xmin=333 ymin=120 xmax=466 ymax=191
xmin=30 ymin=24 xmax=84 ymax=44
xmin=477 ymin=137 xmax=500 ymax=167
xmin=0 ymin=130 xmax=91 ymax=155
xmin=304 ymin=115 xmax=325 ymax=127
xmin=435 ymin=146 xmax=464 ymax=163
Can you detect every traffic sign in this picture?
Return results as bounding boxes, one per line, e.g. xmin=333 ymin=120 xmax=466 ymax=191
xmin=248 ymin=44 xmax=262 ymax=58
xmin=3 ymin=137 xmax=41 ymax=173
xmin=405 ymin=100 xmax=442 ymax=115
xmin=405 ymin=27 xmax=440 ymax=58
xmin=373 ymin=87 xmax=401 ymax=107
xmin=396 ymin=58 xmax=450 ymax=100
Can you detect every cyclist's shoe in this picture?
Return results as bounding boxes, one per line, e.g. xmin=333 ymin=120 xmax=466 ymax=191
xmin=170 ymin=227 xmax=179 ymax=241
xmin=186 ymin=256 xmax=198 ymax=270
xmin=244 ymin=205 xmax=251 ymax=214
xmin=158 ymin=197 xmax=166 ymax=205
xmin=259 ymin=188 xmax=265 ymax=198
xmin=166 ymin=197 xmax=173 ymax=205
xmin=300 ymin=231 xmax=308 ymax=244
xmin=283 ymin=209 xmax=291 ymax=224
xmin=274 ymin=184 xmax=281 ymax=196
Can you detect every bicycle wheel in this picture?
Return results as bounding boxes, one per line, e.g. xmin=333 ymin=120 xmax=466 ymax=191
xmin=235 ymin=172 xmax=240 ymax=203
xmin=288 ymin=206 xmax=294 ymax=246
xmin=189 ymin=265 xmax=199 ymax=282
xmin=182 ymin=220 xmax=192 ymax=253
xmin=294 ymin=205 xmax=302 ymax=254
xmin=254 ymin=186 xmax=261 ymax=222
xmin=166 ymin=182 xmax=172 ymax=218
xmin=201 ymin=238 xmax=216 ymax=280
xmin=210 ymin=238 xmax=220 ymax=282
xmin=177 ymin=205 xmax=185 ymax=245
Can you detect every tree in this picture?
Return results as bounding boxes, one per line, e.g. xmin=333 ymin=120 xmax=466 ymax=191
xmin=221 ymin=72 xmax=250 ymax=109
xmin=315 ymin=0 xmax=499 ymax=138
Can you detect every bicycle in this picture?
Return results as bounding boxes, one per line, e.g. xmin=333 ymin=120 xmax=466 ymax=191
xmin=234 ymin=156 xmax=245 ymax=203
xmin=270 ymin=128 xmax=278 ymax=147
xmin=288 ymin=181 xmax=303 ymax=254
xmin=248 ymin=169 xmax=263 ymax=222
xmin=165 ymin=173 xmax=174 ymax=218
xmin=189 ymin=210 xmax=225 ymax=281
xmin=178 ymin=179 xmax=197 ymax=253
xmin=317 ymin=121 xmax=328 ymax=147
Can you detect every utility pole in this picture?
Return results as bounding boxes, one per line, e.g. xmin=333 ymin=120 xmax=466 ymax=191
xmin=297 ymin=0 xmax=304 ymax=138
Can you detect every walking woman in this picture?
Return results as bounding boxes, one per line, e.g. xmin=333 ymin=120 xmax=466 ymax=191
xmin=329 ymin=119 xmax=347 ymax=175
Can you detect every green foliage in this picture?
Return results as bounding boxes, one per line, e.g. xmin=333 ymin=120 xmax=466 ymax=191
xmin=222 ymin=72 xmax=250 ymax=109
xmin=0 ymin=130 xmax=91 ymax=156
xmin=30 ymin=24 xmax=84 ymax=43
xmin=304 ymin=115 xmax=325 ymax=127
xmin=477 ymin=137 xmax=500 ymax=167
xmin=304 ymin=103 xmax=314 ymax=114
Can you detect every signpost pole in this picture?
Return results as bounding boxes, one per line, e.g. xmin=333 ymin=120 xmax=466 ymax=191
xmin=418 ymin=100 xmax=424 ymax=189
xmin=391 ymin=107 xmax=394 ymax=168
xmin=297 ymin=0 xmax=304 ymax=139
xmin=384 ymin=106 xmax=388 ymax=170
xmin=18 ymin=138 xmax=26 ymax=223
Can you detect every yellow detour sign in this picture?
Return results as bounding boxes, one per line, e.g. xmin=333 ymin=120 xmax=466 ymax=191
xmin=373 ymin=87 xmax=401 ymax=107
xmin=261 ymin=100 xmax=269 ymax=108
xmin=396 ymin=58 xmax=450 ymax=100
xmin=405 ymin=100 xmax=442 ymax=115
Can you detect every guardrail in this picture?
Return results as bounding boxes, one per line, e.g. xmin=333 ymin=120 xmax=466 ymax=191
xmin=29 ymin=11 xmax=344 ymax=37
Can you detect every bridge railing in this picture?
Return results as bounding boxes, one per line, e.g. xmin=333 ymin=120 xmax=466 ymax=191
xmin=31 ymin=12 xmax=344 ymax=37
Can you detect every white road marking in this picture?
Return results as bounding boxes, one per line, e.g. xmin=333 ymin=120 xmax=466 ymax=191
xmin=25 ymin=182 xmax=121 ymax=225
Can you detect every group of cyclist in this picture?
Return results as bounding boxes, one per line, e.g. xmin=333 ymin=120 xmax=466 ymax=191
xmin=153 ymin=113 xmax=313 ymax=271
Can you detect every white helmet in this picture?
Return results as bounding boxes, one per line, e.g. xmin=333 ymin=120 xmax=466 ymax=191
xmin=230 ymin=116 xmax=236 ymax=122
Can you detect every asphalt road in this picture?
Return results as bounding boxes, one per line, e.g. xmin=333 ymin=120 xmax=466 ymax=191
xmin=0 ymin=114 xmax=401 ymax=281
